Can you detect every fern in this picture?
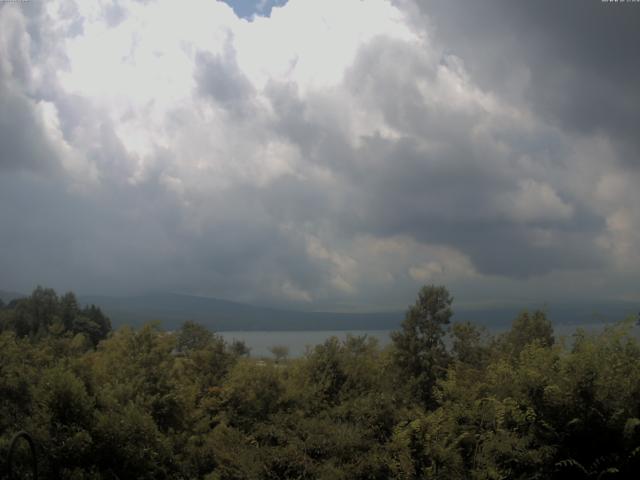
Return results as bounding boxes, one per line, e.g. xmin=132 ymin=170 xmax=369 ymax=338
xmin=555 ymin=458 xmax=588 ymax=476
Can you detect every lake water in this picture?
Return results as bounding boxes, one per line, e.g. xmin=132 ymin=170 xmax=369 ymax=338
xmin=219 ymin=322 xmax=631 ymax=358
xmin=220 ymin=330 xmax=393 ymax=357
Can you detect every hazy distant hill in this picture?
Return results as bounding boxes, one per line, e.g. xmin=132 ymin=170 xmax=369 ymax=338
xmin=2 ymin=288 xmax=636 ymax=331
xmin=78 ymin=292 xmax=638 ymax=332
xmin=79 ymin=293 xmax=404 ymax=331
xmin=454 ymin=302 xmax=638 ymax=329
xmin=0 ymin=290 xmax=25 ymax=303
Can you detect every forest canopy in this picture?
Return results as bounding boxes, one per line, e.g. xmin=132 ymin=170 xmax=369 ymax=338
xmin=1 ymin=285 xmax=640 ymax=479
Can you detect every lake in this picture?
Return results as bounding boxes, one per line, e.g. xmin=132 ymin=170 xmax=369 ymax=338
xmin=219 ymin=321 xmax=631 ymax=358
xmin=219 ymin=330 xmax=393 ymax=357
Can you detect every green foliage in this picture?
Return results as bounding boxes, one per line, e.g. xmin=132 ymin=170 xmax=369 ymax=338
xmin=228 ymin=339 xmax=251 ymax=357
xmin=177 ymin=320 xmax=214 ymax=353
xmin=269 ymin=345 xmax=290 ymax=363
xmin=0 ymin=286 xmax=111 ymax=346
xmin=221 ymin=360 xmax=286 ymax=430
xmin=1 ymin=284 xmax=640 ymax=479
xmin=496 ymin=309 xmax=554 ymax=359
xmin=451 ymin=321 xmax=490 ymax=367
xmin=391 ymin=285 xmax=453 ymax=407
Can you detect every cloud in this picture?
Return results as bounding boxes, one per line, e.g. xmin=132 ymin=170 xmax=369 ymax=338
xmin=0 ymin=0 xmax=638 ymax=309
xmin=195 ymin=46 xmax=255 ymax=111
xmin=415 ymin=0 xmax=640 ymax=162
xmin=0 ymin=8 xmax=60 ymax=173
xmin=503 ymin=179 xmax=574 ymax=223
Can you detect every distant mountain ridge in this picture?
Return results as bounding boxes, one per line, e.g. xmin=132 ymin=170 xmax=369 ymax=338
xmin=3 ymin=289 xmax=637 ymax=332
xmin=78 ymin=292 xmax=639 ymax=332
xmin=0 ymin=290 xmax=25 ymax=303
xmin=78 ymin=293 xmax=404 ymax=331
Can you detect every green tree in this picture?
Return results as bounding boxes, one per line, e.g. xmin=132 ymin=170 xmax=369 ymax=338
xmin=451 ymin=321 xmax=489 ymax=367
xmin=59 ymin=292 xmax=79 ymax=331
xmin=79 ymin=304 xmax=111 ymax=344
xmin=269 ymin=345 xmax=289 ymax=363
xmin=221 ymin=360 xmax=285 ymax=431
xmin=29 ymin=285 xmax=59 ymax=331
xmin=228 ymin=339 xmax=251 ymax=357
xmin=391 ymin=284 xmax=453 ymax=407
xmin=304 ymin=337 xmax=348 ymax=407
xmin=497 ymin=309 xmax=554 ymax=359
xmin=176 ymin=320 xmax=213 ymax=353
xmin=0 ymin=287 xmax=111 ymax=345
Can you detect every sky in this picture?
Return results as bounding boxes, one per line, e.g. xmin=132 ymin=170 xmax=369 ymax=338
xmin=0 ymin=0 xmax=639 ymax=311
xmin=220 ymin=0 xmax=288 ymax=19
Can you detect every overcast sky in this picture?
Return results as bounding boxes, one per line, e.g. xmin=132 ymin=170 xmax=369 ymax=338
xmin=1 ymin=0 xmax=639 ymax=311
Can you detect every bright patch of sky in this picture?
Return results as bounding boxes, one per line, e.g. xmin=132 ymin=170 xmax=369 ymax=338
xmin=222 ymin=0 xmax=288 ymax=20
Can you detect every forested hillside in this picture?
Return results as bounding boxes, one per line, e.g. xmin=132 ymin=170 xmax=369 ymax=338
xmin=1 ymin=286 xmax=640 ymax=479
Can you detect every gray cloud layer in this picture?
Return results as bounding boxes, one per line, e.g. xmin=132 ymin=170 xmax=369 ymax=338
xmin=0 ymin=0 xmax=638 ymax=309
xmin=418 ymin=0 xmax=640 ymax=160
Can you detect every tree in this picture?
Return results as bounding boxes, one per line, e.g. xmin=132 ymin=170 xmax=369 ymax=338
xmin=9 ymin=286 xmax=59 ymax=338
xmin=228 ymin=339 xmax=251 ymax=357
xmin=269 ymin=345 xmax=289 ymax=363
xmin=391 ymin=285 xmax=453 ymax=407
xmin=498 ymin=309 xmax=554 ymax=358
xmin=221 ymin=361 xmax=285 ymax=431
xmin=30 ymin=286 xmax=59 ymax=328
xmin=176 ymin=320 xmax=213 ymax=353
xmin=80 ymin=304 xmax=111 ymax=343
xmin=451 ymin=321 xmax=489 ymax=367
xmin=0 ymin=288 xmax=111 ymax=345
xmin=59 ymin=292 xmax=79 ymax=331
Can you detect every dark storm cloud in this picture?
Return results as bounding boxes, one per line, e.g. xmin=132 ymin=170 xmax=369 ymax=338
xmin=260 ymin=173 xmax=333 ymax=225
xmin=416 ymin=0 xmax=640 ymax=162
xmin=265 ymin=81 xmax=318 ymax=155
xmin=265 ymin=80 xmax=359 ymax=176
xmin=0 ymin=87 xmax=59 ymax=172
xmin=0 ymin=157 xmax=321 ymax=301
xmin=0 ymin=0 xmax=638 ymax=309
xmin=0 ymin=4 xmax=60 ymax=173
xmin=254 ymin=36 xmax=601 ymax=279
xmin=344 ymin=136 xmax=604 ymax=277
